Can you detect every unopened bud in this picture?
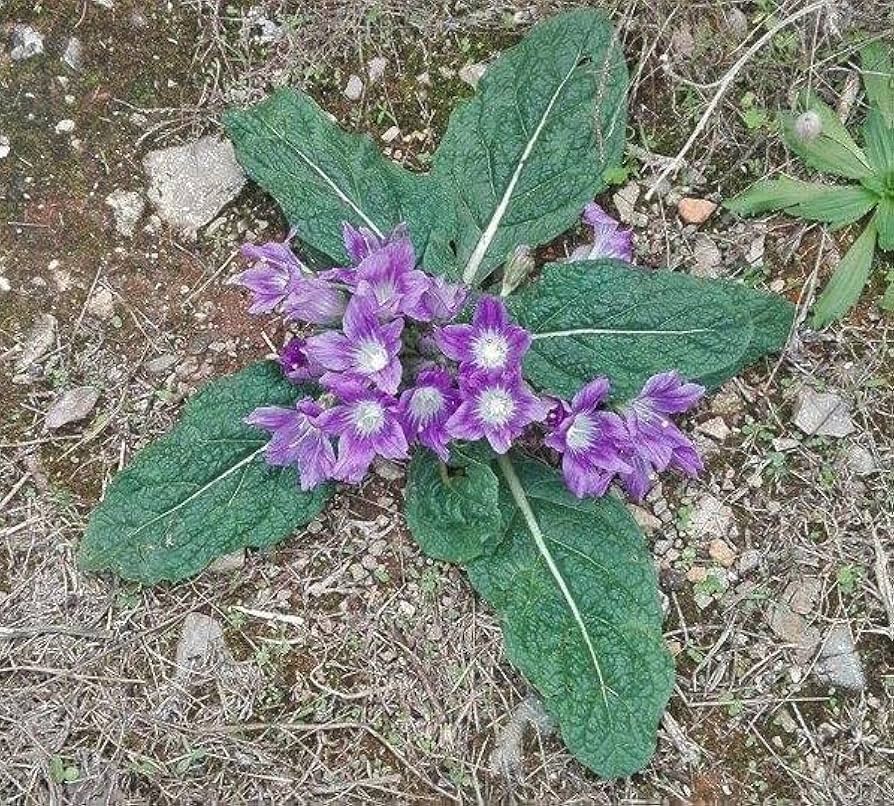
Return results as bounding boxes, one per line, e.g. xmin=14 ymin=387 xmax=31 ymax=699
xmin=794 ymin=110 xmax=822 ymax=143
xmin=501 ymin=244 xmax=535 ymax=296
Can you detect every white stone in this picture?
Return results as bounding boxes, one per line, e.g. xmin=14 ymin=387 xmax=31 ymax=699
xmin=793 ymin=388 xmax=854 ymax=438
xmin=0 ymin=135 xmax=9 ymax=160
xmin=86 ymin=287 xmax=116 ymax=320
xmin=381 ymin=126 xmax=400 ymax=143
xmin=689 ymin=493 xmax=738 ymax=539
xmin=458 ymin=62 xmax=487 ymax=88
xmin=612 ymin=181 xmax=640 ymax=225
xmin=61 ymin=37 xmax=83 ymax=70
xmin=367 ymin=56 xmax=387 ymax=83
xmin=15 ymin=314 xmax=56 ymax=371
xmin=55 ymin=119 xmax=76 ymax=134
xmin=691 ymin=233 xmax=722 ymax=278
xmin=814 ymin=625 xmax=865 ymax=691
xmin=45 ymin=386 xmax=100 ymax=430
xmin=10 ymin=25 xmax=44 ymax=61
xmin=344 ymin=74 xmax=364 ymax=101
xmin=105 ymin=189 xmax=146 ymax=237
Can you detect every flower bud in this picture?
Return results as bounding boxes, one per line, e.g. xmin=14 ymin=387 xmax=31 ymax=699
xmin=794 ymin=110 xmax=822 ymax=143
xmin=501 ymin=244 xmax=535 ymax=296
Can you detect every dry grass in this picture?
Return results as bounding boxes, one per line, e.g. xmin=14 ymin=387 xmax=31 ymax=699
xmin=2 ymin=0 xmax=893 ymax=803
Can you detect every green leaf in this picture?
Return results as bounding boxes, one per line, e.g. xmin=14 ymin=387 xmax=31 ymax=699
xmin=812 ymin=220 xmax=878 ymax=328
xmin=224 ymin=89 xmax=440 ymax=265
xmin=780 ymin=93 xmax=871 ymax=180
xmin=727 ymin=176 xmax=877 ymax=227
xmin=405 ymin=447 xmax=504 ymax=564
xmin=431 ymin=8 xmax=628 ymax=286
xmin=862 ymin=108 xmax=894 ymax=176
xmin=718 ymin=280 xmax=794 ymax=375
xmin=79 ymin=362 xmax=330 ymax=583
xmin=465 ymin=455 xmax=673 ymax=778
xmin=877 ymin=197 xmax=894 ymax=252
xmin=861 ymin=41 xmax=894 ymax=128
xmin=881 ymin=271 xmax=894 ymax=311
xmin=508 ymin=260 xmax=793 ymax=400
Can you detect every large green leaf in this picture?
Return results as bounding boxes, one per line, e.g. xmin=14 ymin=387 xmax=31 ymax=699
xmin=463 ymin=455 xmax=673 ymax=778
xmin=812 ymin=220 xmax=878 ymax=328
xmin=727 ymin=177 xmax=878 ymax=228
xmin=876 ymin=196 xmax=894 ymax=252
xmin=79 ymin=362 xmax=330 ymax=583
xmin=224 ymin=89 xmax=440 ymax=265
xmin=431 ymin=8 xmax=628 ymax=286
xmin=780 ymin=93 xmax=872 ymax=180
xmin=861 ymin=41 xmax=894 ymax=128
xmin=405 ymin=447 xmax=504 ymax=564
xmin=862 ymin=109 xmax=894 ymax=177
xmin=508 ymin=260 xmax=793 ymax=400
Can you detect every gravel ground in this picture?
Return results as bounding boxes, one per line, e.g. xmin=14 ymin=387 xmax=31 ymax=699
xmin=1 ymin=1 xmax=893 ymax=803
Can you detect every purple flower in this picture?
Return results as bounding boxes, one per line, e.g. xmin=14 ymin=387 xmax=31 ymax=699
xmin=281 ymin=277 xmax=347 ymax=326
xmin=317 ymin=382 xmax=408 ymax=483
xmin=342 ymin=221 xmax=384 ymax=264
xmin=570 ymin=202 xmax=633 ymax=263
xmin=543 ymin=378 xmax=631 ymax=499
xmin=353 ymin=238 xmax=432 ymax=319
xmin=245 ymin=398 xmax=335 ymax=491
xmin=619 ymin=371 xmax=705 ymax=500
xmin=435 ymin=296 xmax=531 ymax=377
xmin=403 ymin=275 xmax=468 ymax=322
xmin=278 ymin=337 xmax=323 ymax=383
xmin=231 ymin=236 xmax=306 ymax=313
xmin=445 ymin=371 xmax=548 ymax=454
xmin=305 ymin=296 xmax=404 ymax=394
xmin=397 ymin=367 xmax=460 ymax=461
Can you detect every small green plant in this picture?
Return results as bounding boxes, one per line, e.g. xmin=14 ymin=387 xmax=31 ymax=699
xmin=728 ymin=42 xmax=894 ymax=327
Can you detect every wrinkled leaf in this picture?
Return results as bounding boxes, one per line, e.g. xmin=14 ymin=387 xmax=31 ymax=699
xmin=812 ymin=221 xmax=877 ymax=328
xmin=727 ymin=176 xmax=877 ymax=228
xmin=224 ymin=89 xmax=440 ymax=265
xmin=465 ymin=455 xmax=673 ymax=778
xmin=405 ymin=447 xmax=504 ymax=564
xmin=862 ymin=108 xmax=894 ymax=176
xmin=781 ymin=93 xmax=871 ymax=180
xmin=431 ymin=8 xmax=628 ymax=286
xmin=508 ymin=260 xmax=793 ymax=400
xmin=861 ymin=41 xmax=894 ymax=128
xmin=80 ymin=362 xmax=330 ymax=583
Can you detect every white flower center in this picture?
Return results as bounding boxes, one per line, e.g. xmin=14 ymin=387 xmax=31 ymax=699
xmin=353 ymin=401 xmax=386 ymax=436
xmin=410 ymin=387 xmax=443 ymax=426
xmin=478 ymin=388 xmax=515 ymax=426
xmin=355 ymin=339 xmax=388 ymax=373
xmin=565 ymin=413 xmax=593 ymax=451
xmin=472 ymin=330 xmax=509 ymax=369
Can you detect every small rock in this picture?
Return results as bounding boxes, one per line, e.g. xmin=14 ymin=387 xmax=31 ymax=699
xmin=737 ymin=549 xmax=761 ymax=575
xmin=691 ymin=233 xmax=722 ymax=278
xmin=207 ymin=550 xmax=245 ymax=573
xmin=367 ymin=56 xmax=387 ymax=83
xmin=612 ymin=181 xmax=640 ymax=225
xmin=398 ymin=600 xmax=416 ymax=618
xmin=105 ymin=189 xmax=146 ymax=237
xmin=628 ymin=503 xmax=662 ymax=534
xmin=174 ymin=613 xmax=225 ymax=677
xmin=844 ymin=444 xmax=876 ymax=476
xmin=773 ymin=708 xmax=798 ymax=734
xmin=686 ymin=566 xmax=708 ymax=584
xmin=86 ymin=287 xmax=116 ymax=320
xmin=677 ymin=197 xmax=717 ymax=225
xmin=697 ymin=416 xmax=730 ymax=441
xmin=793 ymin=388 xmax=854 ymax=438
xmin=458 ymin=62 xmax=487 ymax=88
xmin=10 ymin=25 xmax=44 ymax=61
xmin=15 ymin=314 xmax=57 ymax=371
xmin=143 ymin=136 xmax=246 ymax=233
xmin=670 ymin=25 xmax=695 ymax=59
xmin=0 ymin=134 xmax=10 ymax=160
xmin=349 ymin=562 xmax=368 ymax=582
xmin=92 ymin=0 xmax=115 ymax=8
xmin=144 ymin=353 xmax=178 ymax=375
xmin=361 ymin=554 xmax=378 ymax=571
xmin=772 ymin=436 xmax=800 ymax=452
xmin=55 ymin=119 xmax=76 ymax=134
xmin=0 ymin=275 xmax=10 ymax=292
xmin=814 ymin=625 xmax=865 ymax=691
xmin=708 ymin=538 xmax=737 ymax=568
xmin=344 ymin=74 xmax=364 ymax=101
xmin=373 ymin=457 xmax=404 ymax=481
xmin=784 ymin=577 xmax=822 ymax=616
xmin=768 ymin=603 xmax=821 ymax=654
xmin=381 ymin=126 xmax=400 ymax=143
xmin=45 ymin=386 xmax=100 ymax=429
xmin=689 ymin=494 xmax=737 ymax=540
xmin=724 ymin=7 xmax=749 ymax=38
xmin=61 ymin=36 xmax=83 ymax=70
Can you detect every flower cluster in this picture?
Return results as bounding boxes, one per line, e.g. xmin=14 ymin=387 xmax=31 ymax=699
xmin=233 ymin=208 xmax=702 ymax=501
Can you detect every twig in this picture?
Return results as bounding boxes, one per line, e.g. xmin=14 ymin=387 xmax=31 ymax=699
xmin=645 ymin=0 xmax=830 ymax=200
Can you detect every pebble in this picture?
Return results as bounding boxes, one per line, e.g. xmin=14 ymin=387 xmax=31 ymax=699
xmin=207 ymin=550 xmax=245 ymax=573
xmin=458 ymin=62 xmax=487 ymax=88
xmin=686 ymin=566 xmax=708 ymax=583
xmin=691 ymin=233 xmax=722 ymax=278
xmin=0 ymin=275 xmax=10 ymax=292
xmin=10 ymin=25 xmax=44 ymax=61
xmin=814 ymin=625 xmax=865 ymax=691
xmin=628 ymin=503 xmax=662 ymax=534
xmin=0 ymin=134 xmax=9 ymax=160
xmin=144 ymin=354 xmax=178 ymax=375
xmin=708 ymin=538 xmax=737 ymax=568
xmin=92 ymin=0 xmax=115 ymax=8
xmin=344 ymin=74 xmax=364 ymax=101
xmin=105 ymin=189 xmax=146 ymax=237
xmin=793 ymin=388 xmax=854 ymax=438
xmin=845 ymin=444 xmax=876 ymax=476
xmin=737 ymin=549 xmax=761 ymax=575
xmin=696 ymin=416 xmax=731 ymax=441
xmin=55 ymin=119 xmax=76 ymax=134
xmin=86 ymin=287 xmax=116 ymax=321
xmin=367 ymin=56 xmax=387 ymax=83
xmin=174 ymin=612 xmax=225 ymax=678
xmin=45 ymin=386 xmax=100 ymax=429
xmin=689 ymin=493 xmax=738 ymax=539
xmin=143 ymin=136 xmax=246 ymax=233
xmin=612 ymin=181 xmax=640 ymax=225
xmin=381 ymin=126 xmax=400 ymax=143
xmin=15 ymin=314 xmax=57 ymax=372
xmin=784 ymin=577 xmax=822 ymax=616
xmin=677 ymin=197 xmax=717 ymax=225
xmin=61 ymin=36 xmax=84 ymax=70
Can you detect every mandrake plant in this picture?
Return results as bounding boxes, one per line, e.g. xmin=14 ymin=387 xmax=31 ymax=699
xmin=728 ymin=41 xmax=894 ymax=328
xmin=79 ymin=9 xmax=794 ymax=778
